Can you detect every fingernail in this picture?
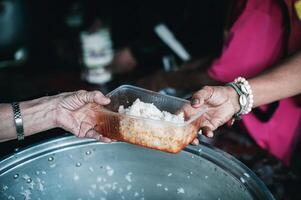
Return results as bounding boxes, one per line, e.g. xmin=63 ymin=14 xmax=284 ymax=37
xmin=191 ymin=98 xmax=200 ymax=106
xmin=104 ymin=98 xmax=111 ymax=103
xmin=104 ymin=138 xmax=112 ymax=143
xmin=207 ymin=131 xmax=214 ymax=138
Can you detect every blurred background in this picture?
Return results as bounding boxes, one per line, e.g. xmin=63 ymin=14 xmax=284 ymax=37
xmin=0 ymin=0 xmax=226 ymax=101
xmin=0 ymin=0 xmax=301 ymax=199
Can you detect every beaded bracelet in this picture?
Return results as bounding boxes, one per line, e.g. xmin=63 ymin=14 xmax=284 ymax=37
xmin=226 ymin=77 xmax=254 ymax=120
xmin=234 ymin=77 xmax=254 ymax=114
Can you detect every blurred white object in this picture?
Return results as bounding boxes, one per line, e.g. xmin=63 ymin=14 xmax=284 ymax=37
xmin=162 ymin=55 xmax=179 ymax=72
xmin=0 ymin=47 xmax=28 ymax=68
xmin=154 ymin=23 xmax=191 ymax=62
xmin=82 ymin=67 xmax=112 ymax=85
xmin=80 ymin=29 xmax=113 ymax=67
xmin=14 ymin=47 xmax=27 ymax=61
xmin=80 ymin=28 xmax=113 ymax=84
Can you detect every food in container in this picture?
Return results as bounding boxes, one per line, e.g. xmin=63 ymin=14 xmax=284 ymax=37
xmin=91 ymin=85 xmax=207 ymax=153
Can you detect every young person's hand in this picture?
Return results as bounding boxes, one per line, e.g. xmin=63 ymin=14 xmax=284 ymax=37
xmin=189 ymin=86 xmax=240 ymax=144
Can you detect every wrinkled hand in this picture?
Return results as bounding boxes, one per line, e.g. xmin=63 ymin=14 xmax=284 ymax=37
xmin=189 ymin=86 xmax=240 ymax=144
xmin=53 ymin=90 xmax=113 ymax=142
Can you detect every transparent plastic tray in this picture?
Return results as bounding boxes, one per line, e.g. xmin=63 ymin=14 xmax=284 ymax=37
xmin=94 ymin=85 xmax=207 ymax=153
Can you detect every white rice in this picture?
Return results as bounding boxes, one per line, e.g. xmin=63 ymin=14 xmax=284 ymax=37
xmin=118 ymin=99 xmax=184 ymax=123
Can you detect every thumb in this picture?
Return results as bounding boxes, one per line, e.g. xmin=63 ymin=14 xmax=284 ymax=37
xmin=76 ymin=90 xmax=110 ymax=105
xmin=191 ymin=86 xmax=213 ymax=108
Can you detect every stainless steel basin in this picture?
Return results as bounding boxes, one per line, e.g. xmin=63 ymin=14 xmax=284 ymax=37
xmin=0 ymin=135 xmax=274 ymax=200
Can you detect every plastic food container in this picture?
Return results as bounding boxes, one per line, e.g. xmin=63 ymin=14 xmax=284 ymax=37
xmin=93 ymin=85 xmax=207 ymax=153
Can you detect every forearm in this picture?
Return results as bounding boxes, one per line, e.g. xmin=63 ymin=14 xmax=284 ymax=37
xmin=249 ymin=52 xmax=301 ymax=107
xmin=0 ymin=96 xmax=57 ymax=142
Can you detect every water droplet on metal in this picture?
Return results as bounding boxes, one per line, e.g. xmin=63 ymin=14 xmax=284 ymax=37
xmin=48 ymin=156 xmax=54 ymax=162
xmin=26 ymin=178 xmax=32 ymax=183
xmin=13 ymin=174 xmax=19 ymax=179
xmin=240 ymin=177 xmax=246 ymax=183
xmin=243 ymin=173 xmax=250 ymax=178
xmin=85 ymin=150 xmax=91 ymax=155
xmin=76 ymin=162 xmax=82 ymax=167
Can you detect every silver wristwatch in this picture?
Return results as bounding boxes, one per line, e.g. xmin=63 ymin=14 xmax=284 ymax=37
xmin=11 ymin=102 xmax=25 ymax=141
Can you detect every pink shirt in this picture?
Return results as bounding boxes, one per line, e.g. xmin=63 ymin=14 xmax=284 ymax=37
xmin=208 ymin=0 xmax=301 ymax=164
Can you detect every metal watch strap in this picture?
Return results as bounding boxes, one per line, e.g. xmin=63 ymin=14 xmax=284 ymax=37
xmin=11 ymin=102 xmax=25 ymax=141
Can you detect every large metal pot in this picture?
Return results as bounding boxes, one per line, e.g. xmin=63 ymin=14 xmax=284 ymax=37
xmin=0 ymin=135 xmax=274 ymax=200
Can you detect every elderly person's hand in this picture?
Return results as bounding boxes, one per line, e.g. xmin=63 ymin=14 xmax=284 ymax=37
xmin=190 ymin=86 xmax=240 ymax=143
xmin=0 ymin=90 xmax=113 ymax=142
xmin=53 ymin=90 xmax=113 ymax=142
